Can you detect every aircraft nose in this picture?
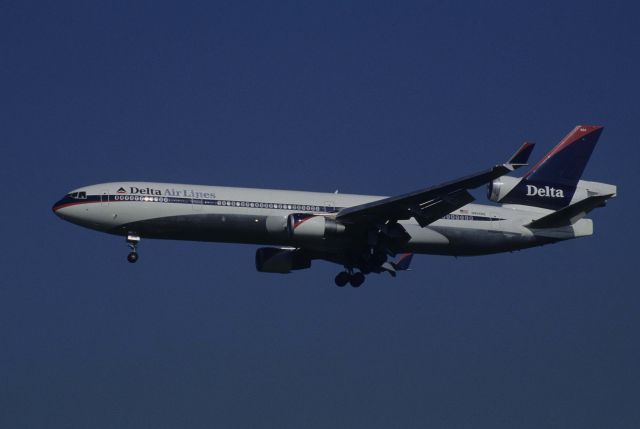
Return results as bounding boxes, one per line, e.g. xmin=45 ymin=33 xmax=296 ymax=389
xmin=52 ymin=196 xmax=72 ymax=217
xmin=51 ymin=200 xmax=62 ymax=214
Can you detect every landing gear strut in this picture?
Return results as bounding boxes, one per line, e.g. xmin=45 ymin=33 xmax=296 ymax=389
xmin=334 ymin=270 xmax=366 ymax=288
xmin=126 ymin=234 xmax=140 ymax=263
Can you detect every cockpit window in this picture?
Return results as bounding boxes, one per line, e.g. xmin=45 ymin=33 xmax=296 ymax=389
xmin=68 ymin=192 xmax=87 ymax=199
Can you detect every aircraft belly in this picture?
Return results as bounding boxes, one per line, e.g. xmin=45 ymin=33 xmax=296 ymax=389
xmin=402 ymin=225 xmax=450 ymax=253
xmin=106 ymin=204 xmax=554 ymax=255
xmin=405 ymin=223 xmax=540 ymax=256
xmin=114 ymin=213 xmax=292 ymax=246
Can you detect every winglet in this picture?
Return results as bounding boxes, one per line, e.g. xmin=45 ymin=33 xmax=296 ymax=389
xmin=506 ymin=142 xmax=535 ymax=170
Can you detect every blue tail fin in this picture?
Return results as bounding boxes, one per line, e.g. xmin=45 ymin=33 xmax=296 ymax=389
xmin=500 ymin=125 xmax=603 ymax=210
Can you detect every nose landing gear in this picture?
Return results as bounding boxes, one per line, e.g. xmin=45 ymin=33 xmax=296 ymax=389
xmin=126 ymin=234 xmax=140 ymax=263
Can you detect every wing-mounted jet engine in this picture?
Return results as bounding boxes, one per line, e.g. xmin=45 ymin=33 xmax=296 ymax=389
xmin=255 ymin=247 xmax=311 ymax=274
xmin=287 ymin=213 xmax=346 ymax=240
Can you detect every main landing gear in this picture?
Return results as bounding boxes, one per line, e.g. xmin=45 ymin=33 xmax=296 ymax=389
xmin=334 ymin=270 xmax=365 ymax=288
xmin=126 ymin=234 xmax=140 ymax=263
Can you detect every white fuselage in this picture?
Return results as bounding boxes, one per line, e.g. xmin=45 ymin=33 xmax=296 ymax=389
xmin=53 ymin=182 xmax=593 ymax=256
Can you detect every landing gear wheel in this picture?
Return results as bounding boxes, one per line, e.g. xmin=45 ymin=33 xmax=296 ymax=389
xmin=126 ymin=234 xmax=141 ymax=264
xmin=350 ymin=272 xmax=365 ymax=288
xmin=335 ymin=271 xmax=350 ymax=287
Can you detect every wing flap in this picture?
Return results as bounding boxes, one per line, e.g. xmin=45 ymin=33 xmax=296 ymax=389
xmin=411 ymin=189 xmax=475 ymax=227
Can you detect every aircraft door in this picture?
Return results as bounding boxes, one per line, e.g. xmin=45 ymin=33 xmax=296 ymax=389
xmin=192 ymin=198 xmax=203 ymax=211
xmin=101 ymin=192 xmax=109 ymax=206
xmin=324 ymin=201 xmax=336 ymax=214
xmin=488 ymin=210 xmax=505 ymax=234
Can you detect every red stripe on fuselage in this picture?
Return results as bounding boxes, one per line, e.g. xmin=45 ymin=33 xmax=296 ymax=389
xmin=52 ymin=200 xmax=101 ymax=211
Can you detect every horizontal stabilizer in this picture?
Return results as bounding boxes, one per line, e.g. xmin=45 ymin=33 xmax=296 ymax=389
xmin=526 ymin=194 xmax=614 ymax=229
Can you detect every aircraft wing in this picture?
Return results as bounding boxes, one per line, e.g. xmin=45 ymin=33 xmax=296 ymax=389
xmin=336 ymin=142 xmax=535 ymax=227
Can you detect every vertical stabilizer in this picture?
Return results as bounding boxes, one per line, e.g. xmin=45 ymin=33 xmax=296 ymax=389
xmin=499 ymin=125 xmax=603 ymax=210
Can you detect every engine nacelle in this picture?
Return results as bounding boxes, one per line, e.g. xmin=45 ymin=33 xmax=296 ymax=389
xmin=487 ymin=176 xmax=521 ymax=202
xmin=287 ymin=214 xmax=346 ymax=240
xmin=255 ymin=247 xmax=311 ymax=274
xmin=488 ymin=176 xmax=617 ymax=205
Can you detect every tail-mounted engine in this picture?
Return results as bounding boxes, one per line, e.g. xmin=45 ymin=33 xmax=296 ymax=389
xmin=488 ymin=175 xmax=616 ymax=208
xmin=255 ymin=247 xmax=312 ymax=274
xmin=487 ymin=176 xmax=521 ymax=202
xmin=287 ymin=214 xmax=346 ymax=240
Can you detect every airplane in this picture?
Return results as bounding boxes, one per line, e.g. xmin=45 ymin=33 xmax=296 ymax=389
xmin=53 ymin=125 xmax=616 ymax=287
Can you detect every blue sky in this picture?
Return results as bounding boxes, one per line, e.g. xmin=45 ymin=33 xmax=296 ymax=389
xmin=1 ymin=1 xmax=639 ymax=428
